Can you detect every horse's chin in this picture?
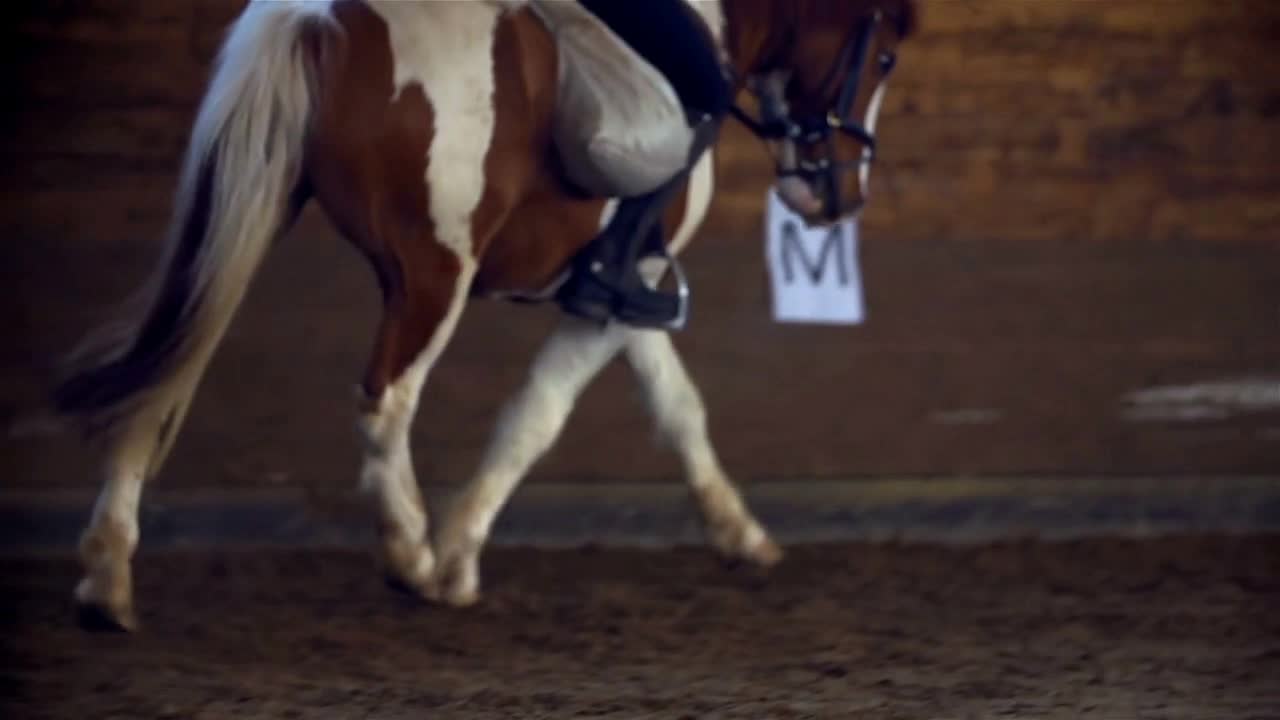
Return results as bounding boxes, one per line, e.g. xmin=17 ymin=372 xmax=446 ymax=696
xmin=775 ymin=178 xmax=869 ymax=228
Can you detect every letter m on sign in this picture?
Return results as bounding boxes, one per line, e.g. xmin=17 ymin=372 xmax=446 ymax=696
xmin=764 ymin=189 xmax=865 ymax=325
xmin=781 ymin=221 xmax=849 ymax=286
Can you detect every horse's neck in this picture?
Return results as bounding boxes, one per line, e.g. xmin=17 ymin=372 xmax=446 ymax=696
xmin=718 ymin=0 xmax=795 ymax=83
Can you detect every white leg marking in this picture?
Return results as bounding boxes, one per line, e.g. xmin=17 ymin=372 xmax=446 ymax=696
xmin=429 ymin=318 xmax=629 ymax=605
xmin=624 ymin=330 xmax=780 ymax=566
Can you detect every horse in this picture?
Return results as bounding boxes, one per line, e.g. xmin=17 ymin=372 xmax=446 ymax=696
xmin=48 ymin=0 xmax=919 ymax=631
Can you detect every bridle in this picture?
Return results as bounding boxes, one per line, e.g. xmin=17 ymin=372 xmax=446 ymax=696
xmin=728 ymin=10 xmax=898 ymax=220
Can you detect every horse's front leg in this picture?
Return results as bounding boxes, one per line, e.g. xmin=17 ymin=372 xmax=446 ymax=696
xmin=426 ymin=317 xmax=629 ymax=606
xmin=623 ymin=329 xmax=782 ymax=567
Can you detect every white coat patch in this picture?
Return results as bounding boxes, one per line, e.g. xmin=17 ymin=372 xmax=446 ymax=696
xmin=365 ymin=1 xmax=506 ymax=257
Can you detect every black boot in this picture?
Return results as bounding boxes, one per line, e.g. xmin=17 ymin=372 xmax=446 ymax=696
xmin=555 ymin=113 xmax=720 ymax=330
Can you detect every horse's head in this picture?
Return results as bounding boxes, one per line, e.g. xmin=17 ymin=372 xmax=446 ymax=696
xmin=722 ymin=0 xmax=919 ymax=225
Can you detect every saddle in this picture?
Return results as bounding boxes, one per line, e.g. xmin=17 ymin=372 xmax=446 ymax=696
xmin=528 ymin=0 xmax=695 ymax=198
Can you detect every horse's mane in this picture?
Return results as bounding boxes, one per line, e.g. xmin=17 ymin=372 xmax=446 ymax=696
xmin=722 ymin=0 xmax=920 ymax=71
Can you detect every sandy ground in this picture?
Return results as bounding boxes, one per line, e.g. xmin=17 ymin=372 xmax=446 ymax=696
xmin=2 ymin=535 xmax=1278 ymax=719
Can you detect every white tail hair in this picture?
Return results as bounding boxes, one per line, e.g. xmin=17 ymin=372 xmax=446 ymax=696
xmin=52 ymin=1 xmax=333 ymax=475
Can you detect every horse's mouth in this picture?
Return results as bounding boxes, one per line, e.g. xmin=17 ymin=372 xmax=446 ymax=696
xmin=775 ymin=177 xmax=863 ymax=228
xmin=775 ymin=177 xmax=825 ymax=219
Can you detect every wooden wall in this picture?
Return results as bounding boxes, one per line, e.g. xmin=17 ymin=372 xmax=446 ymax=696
xmin=3 ymin=0 xmax=1279 ymax=493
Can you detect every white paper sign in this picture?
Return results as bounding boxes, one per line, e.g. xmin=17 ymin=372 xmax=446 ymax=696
xmin=764 ymin=189 xmax=866 ymax=325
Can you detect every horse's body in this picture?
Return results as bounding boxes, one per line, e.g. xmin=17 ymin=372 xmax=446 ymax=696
xmin=52 ymin=0 xmax=917 ymax=630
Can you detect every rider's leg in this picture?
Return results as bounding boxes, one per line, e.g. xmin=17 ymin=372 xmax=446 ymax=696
xmin=578 ymin=0 xmax=731 ymax=117
xmin=556 ymin=0 xmax=730 ymax=329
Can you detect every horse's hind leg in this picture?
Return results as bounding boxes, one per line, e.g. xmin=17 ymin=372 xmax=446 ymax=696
xmin=355 ymin=237 xmax=476 ymax=597
xmin=623 ymin=330 xmax=782 ymax=567
xmin=427 ymin=318 xmax=629 ymax=606
xmin=74 ymin=412 xmax=173 ymax=631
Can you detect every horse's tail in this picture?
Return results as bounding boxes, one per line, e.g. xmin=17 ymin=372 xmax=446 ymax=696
xmin=47 ymin=2 xmax=333 ymax=470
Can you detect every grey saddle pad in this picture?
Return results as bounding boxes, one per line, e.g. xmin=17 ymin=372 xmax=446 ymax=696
xmin=529 ymin=0 xmax=695 ymax=198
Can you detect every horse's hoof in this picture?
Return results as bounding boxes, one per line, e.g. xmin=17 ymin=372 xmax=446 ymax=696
xmin=380 ymin=540 xmax=435 ymax=601
xmin=75 ymin=600 xmax=138 ymax=633
xmin=423 ymin=555 xmax=481 ymax=608
xmin=748 ymin=536 xmax=785 ymax=568
xmin=709 ymin=520 xmax=784 ymax=570
xmin=74 ymin=575 xmax=138 ymax=632
xmin=384 ymin=573 xmax=430 ymax=602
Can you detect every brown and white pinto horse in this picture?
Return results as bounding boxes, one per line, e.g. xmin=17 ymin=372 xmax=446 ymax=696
xmin=51 ymin=0 xmax=918 ymax=630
